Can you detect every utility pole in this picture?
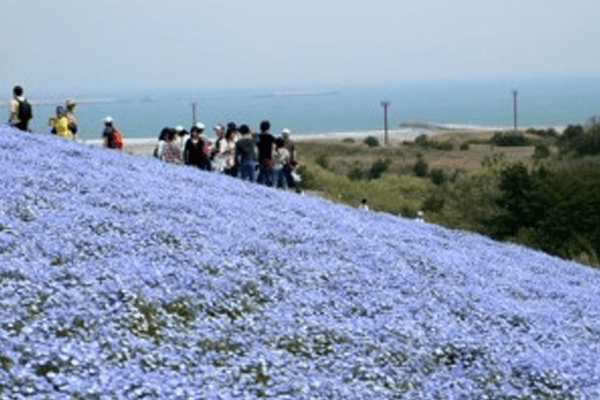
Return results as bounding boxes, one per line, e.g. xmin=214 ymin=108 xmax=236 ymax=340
xmin=513 ymin=90 xmax=518 ymax=134
xmin=381 ymin=100 xmax=390 ymax=146
xmin=192 ymin=102 xmax=197 ymax=126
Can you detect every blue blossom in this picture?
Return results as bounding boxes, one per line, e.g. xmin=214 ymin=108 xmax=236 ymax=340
xmin=1 ymin=127 xmax=600 ymax=398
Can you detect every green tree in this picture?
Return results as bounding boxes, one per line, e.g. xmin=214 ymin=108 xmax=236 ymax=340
xmin=413 ymin=157 xmax=428 ymax=177
xmin=363 ymin=136 xmax=379 ymax=147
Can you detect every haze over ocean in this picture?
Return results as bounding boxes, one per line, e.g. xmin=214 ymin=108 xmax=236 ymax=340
xmin=4 ymin=77 xmax=600 ymax=141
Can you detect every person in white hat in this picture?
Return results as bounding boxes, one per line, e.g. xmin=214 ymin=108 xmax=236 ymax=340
xmin=65 ymin=99 xmax=78 ymax=141
xmin=280 ymin=127 xmax=298 ymax=188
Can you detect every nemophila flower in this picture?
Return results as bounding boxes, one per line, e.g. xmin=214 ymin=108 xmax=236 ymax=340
xmin=1 ymin=127 xmax=600 ymax=398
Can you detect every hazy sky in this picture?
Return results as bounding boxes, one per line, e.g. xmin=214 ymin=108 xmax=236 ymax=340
xmin=1 ymin=0 xmax=599 ymax=95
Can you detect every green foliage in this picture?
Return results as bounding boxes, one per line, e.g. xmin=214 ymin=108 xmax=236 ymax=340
xmin=485 ymin=162 xmax=600 ymax=264
xmin=368 ymin=159 xmax=390 ymax=180
xmin=430 ymin=168 xmax=447 ymax=185
xmin=492 ymin=162 xmax=539 ymax=237
xmin=422 ymin=192 xmax=445 ymax=213
xmin=559 ymin=125 xmax=583 ymax=147
xmin=414 ymin=134 xmax=429 ymax=147
xmin=526 ymin=127 xmax=558 ymax=138
xmin=414 ymin=157 xmax=429 ymax=177
xmin=414 ymin=134 xmax=454 ymax=150
xmin=532 ymin=144 xmax=551 ymax=159
xmin=558 ymin=124 xmax=600 ymax=156
xmin=315 ymin=153 xmax=330 ymax=169
xmin=575 ymin=124 xmax=600 ymax=156
xmin=481 ymin=152 xmax=505 ymax=168
xmin=491 ymin=131 xmax=530 ymax=147
xmin=295 ymin=165 xmax=317 ymax=190
xmin=363 ymin=136 xmax=379 ymax=147
xmin=341 ymin=138 xmax=355 ymax=143
xmin=459 ymin=142 xmax=470 ymax=151
xmin=347 ymin=167 xmax=364 ymax=181
xmin=432 ymin=141 xmax=454 ymax=151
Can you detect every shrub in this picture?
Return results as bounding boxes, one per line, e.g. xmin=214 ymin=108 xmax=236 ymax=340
xmin=347 ymin=168 xmax=364 ymax=181
xmin=491 ymin=131 xmax=530 ymax=147
xmin=363 ymin=136 xmax=379 ymax=147
xmin=296 ymin=165 xmax=317 ymax=190
xmin=422 ymin=193 xmax=445 ymax=213
xmin=432 ymin=141 xmax=454 ymax=151
xmin=414 ymin=134 xmax=429 ymax=147
xmin=430 ymin=168 xmax=447 ymax=185
xmin=315 ymin=153 xmax=329 ymax=169
xmin=368 ymin=159 xmax=390 ymax=180
xmin=460 ymin=142 xmax=470 ymax=151
xmin=481 ymin=152 xmax=506 ymax=168
xmin=560 ymin=125 xmax=583 ymax=146
xmin=575 ymin=125 xmax=600 ymax=156
xmin=414 ymin=157 xmax=429 ymax=177
xmin=532 ymin=144 xmax=551 ymax=159
xmin=341 ymin=138 xmax=355 ymax=143
xmin=526 ymin=128 xmax=558 ymax=138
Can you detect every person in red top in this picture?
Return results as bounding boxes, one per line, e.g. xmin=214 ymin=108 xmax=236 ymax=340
xmin=102 ymin=117 xmax=123 ymax=150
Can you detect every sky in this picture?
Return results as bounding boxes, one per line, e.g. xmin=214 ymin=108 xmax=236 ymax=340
xmin=1 ymin=0 xmax=599 ymax=96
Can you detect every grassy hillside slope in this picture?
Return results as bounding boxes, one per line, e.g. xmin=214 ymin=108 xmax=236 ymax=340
xmin=1 ymin=127 xmax=599 ymax=399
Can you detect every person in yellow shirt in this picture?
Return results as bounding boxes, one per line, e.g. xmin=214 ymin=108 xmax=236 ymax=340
xmin=48 ymin=106 xmax=72 ymax=139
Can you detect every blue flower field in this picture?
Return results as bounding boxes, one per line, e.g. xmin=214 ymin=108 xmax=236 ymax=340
xmin=1 ymin=126 xmax=599 ymax=399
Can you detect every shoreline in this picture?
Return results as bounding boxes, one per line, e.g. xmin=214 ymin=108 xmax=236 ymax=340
xmin=83 ymin=125 xmax=566 ymax=156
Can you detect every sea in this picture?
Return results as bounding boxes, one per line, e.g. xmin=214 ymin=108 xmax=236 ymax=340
xmin=3 ymin=77 xmax=600 ymax=142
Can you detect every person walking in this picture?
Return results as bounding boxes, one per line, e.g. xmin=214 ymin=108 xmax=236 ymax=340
xmin=8 ymin=85 xmax=33 ymax=131
xmin=235 ymin=124 xmax=258 ymax=182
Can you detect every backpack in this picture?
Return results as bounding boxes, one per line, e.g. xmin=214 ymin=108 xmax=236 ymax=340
xmin=111 ymin=128 xmax=123 ymax=149
xmin=17 ymin=99 xmax=33 ymax=123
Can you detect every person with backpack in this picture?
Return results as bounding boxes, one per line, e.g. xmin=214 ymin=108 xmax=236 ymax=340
xmin=102 ymin=117 xmax=123 ymax=150
xmin=8 ymin=85 xmax=33 ymax=131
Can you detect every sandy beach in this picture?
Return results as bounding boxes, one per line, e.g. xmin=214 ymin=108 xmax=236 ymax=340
xmin=89 ymin=125 xmax=566 ymax=157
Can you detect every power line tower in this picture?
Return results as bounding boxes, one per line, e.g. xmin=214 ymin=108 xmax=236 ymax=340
xmin=381 ymin=100 xmax=390 ymax=145
xmin=513 ymin=90 xmax=518 ymax=134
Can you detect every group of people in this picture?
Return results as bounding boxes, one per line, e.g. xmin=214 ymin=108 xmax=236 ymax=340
xmin=7 ymin=85 xmax=298 ymax=189
xmin=7 ymin=85 xmax=79 ymax=138
xmin=154 ymin=119 xmax=298 ymax=189
xmin=48 ymin=99 xmax=79 ymax=139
